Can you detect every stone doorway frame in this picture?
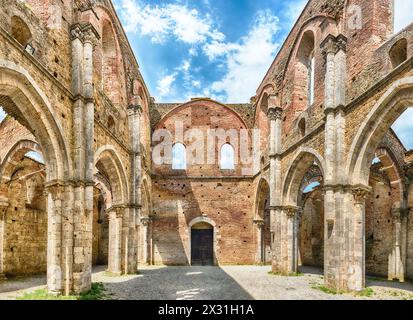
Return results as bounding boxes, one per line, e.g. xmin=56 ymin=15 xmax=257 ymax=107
xmin=188 ymin=216 xmax=218 ymax=266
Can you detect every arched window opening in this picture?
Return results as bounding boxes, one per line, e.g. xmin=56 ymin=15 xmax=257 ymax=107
xmin=392 ymin=108 xmax=413 ymax=149
xmin=298 ymin=118 xmax=306 ymax=137
xmin=220 ymin=143 xmax=235 ymax=170
xmin=303 ymin=181 xmax=320 ymax=194
xmin=389 ymin=38 xmax=407 ymax=68
xmin=172 ymin=143 xmax=187 ymax=170
xmin=0 ymin=106 xmax=6 ymax=122
xmin=107 ymin=115 xmax=115 ymax=131
xmin=308 ymin=54 xmax=315 ymax=106
xmin=295 ymin=31 xmax=315 ymax=110
xmin=11 ymin=16 xmax=32 ymax=48
xmin=101 ymin=21 xmax=120 ymax=104
xmin=25 ymin=150 xmax=45 ymax=165
xmin=260 ymin=93 xmax=268 ymax=114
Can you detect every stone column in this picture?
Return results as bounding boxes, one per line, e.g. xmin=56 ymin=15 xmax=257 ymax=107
xmin=388 ymin=206 xmax=405 ymax=282
xmin=108 ymin=207 xmax=124 ymax=275
xmin=253 ymin=219 xmax=265 ymax=263
xmin=127 ymin=103 xmax=143 ymax=273
xmin=83 ymin=26 xmax=97 ymax=292
xmin=283 ymin=206 xmax=299 ymax=274
xmin=0 ymin=200 xmax=9 ymax=280
xmin=350 ymin=186 xmax=370 ymax=291
xmin=45 ymin=183 xmax=65 ymax=295
xmin=320 ymin=34 xmax=362 ymax=292
xmin=266 ymin=97 xmax=284 ymax=273
xmin=140 ymin=216 xmax=152 ymax=265
xmin=70 ymin=23 xmax=99 ymax=294
xmin=70 ymin=25 xmax=85 ymax=184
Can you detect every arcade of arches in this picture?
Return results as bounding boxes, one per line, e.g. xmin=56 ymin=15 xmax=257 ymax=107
xmin=0 ymin=0 xmax=413 ymax=295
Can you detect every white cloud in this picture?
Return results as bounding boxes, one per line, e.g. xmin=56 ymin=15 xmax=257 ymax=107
xmin=180 ymin=60 xmax=191 ymax=72
xmin=116 ymin=0 xmax=224 ymax=45
xmin=192 ymin=80 xmax=201 ymax=89
xmin=157 ymin=73 xmax=177 ymax=98
xmin=209 ymin=10 xmax=281 ymax=102
xmin=284 ymin=0 xmax=307 ymax=25
xmin=392 ymin=108 xmax=413 ymax=150
xmin=394 ymin=0 xmax=413 ymax=33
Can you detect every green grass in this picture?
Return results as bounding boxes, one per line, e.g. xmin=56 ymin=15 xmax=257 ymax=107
xmin=311 ymin=284 xmax=343 ymax=295
xmin=356 ymin=287 xmax=374 ymax=297
xmin=17 ymin=282 xmax=108 ymax=300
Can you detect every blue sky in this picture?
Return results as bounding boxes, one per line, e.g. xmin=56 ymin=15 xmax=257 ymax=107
xmin=113 ymin=0 xmax=412 ymax=147
xmin=0 ymin=1 xmax=411 ymax=149
xmin=113 ymin=0 xmax=308 ymax=103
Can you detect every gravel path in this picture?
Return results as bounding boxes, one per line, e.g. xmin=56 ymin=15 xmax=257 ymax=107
xmin=1 ymin=265 xmax=413 ymax=300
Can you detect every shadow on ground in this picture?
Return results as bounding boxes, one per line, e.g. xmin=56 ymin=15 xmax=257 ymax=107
xmin=95 ymin=266 xmax=254 ymax=300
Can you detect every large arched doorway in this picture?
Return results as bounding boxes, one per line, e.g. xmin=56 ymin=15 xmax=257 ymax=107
xmin=277 ymin=148 xmax=325 ymax=275
xmin=0 ymin=62 xmax=72 ymax=293
xmin=254 ymin=179 xmax=271 ymax=264
xmin=93 ymin=146 xmax=131 ymax=275
xmin=347 ymin=77 xmax=413 ymax=286
xmin=190 ymin=220 xmax=214 ymax=266
xmin=298 ymin=164 xmax=324 ymax=270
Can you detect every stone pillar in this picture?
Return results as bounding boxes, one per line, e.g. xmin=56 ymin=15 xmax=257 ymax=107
xmin=127 ymin=103 xmax=143 ymax=273
xmin=283 ymin=206 xmax=299 ymax=274
xmin=253 ymin=219 xmax=265 ymax=263
xmin=320 ymin=34 xmax=366 ymax=292
xmin=70 ymin=23 xmax=99 ymax=294
xmin=388 ymin=206 xmax=405 ymax=282
xmin=107 ymin=207 xmax=124 ymax=275
xmin=350 ymin=186 xmax=369 ymax=291
xmin=83 ymin=27 xmax=97 ymax=292
xmin=0 ymin=200 xmax=9 ymax=280
xmin=266 ymin=96 xmax=284 ymax=273
xmin=140 ymin=216 xmax=152 ymax=265
xmin=45 ymin=183 xmax=65 ymax=294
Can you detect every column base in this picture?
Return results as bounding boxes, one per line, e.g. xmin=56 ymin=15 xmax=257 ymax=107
xmin=47 ymin=290 xmax=63 ymax=296
xmin=105 ymin=270 xmax=122 ymax=276
xmin=0 ymin=273 xmax=6 ymax=281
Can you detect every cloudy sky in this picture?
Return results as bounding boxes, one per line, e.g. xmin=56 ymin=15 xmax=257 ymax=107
xmin=113 ymin=0 xmax=308 ymax=103
xmin=113 ymin=0 xmax=412 ymax=147
xmin=0 ymin=0 xmax=411 ymax=149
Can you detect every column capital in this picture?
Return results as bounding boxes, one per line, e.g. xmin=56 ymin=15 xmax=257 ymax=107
xmin=351 ymin=185 xmax=371 ymax=204
xmin=140 ymin=216 xmax=152 ymax=226
xmin=82 ymin=24 xmax=100 ymax=45
xmin=70 ymin=25 xmax=84 ymax=42
xmin=285 ymin=206 xmax=300 ymax=218
xmin=70 ymin=23 xmax=100 ymax=44
xmin=320 ymin=34 xmax=347 ymax=56
xmin=267 ymin=106 xmax=283 ymax=121
xmin=44 ymin=181 xmax=66 ymax=200
xmin=128 ymin=104 xmax=143 ymax=116
xmin=0 ymin=198 xmax=9 ymax=215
